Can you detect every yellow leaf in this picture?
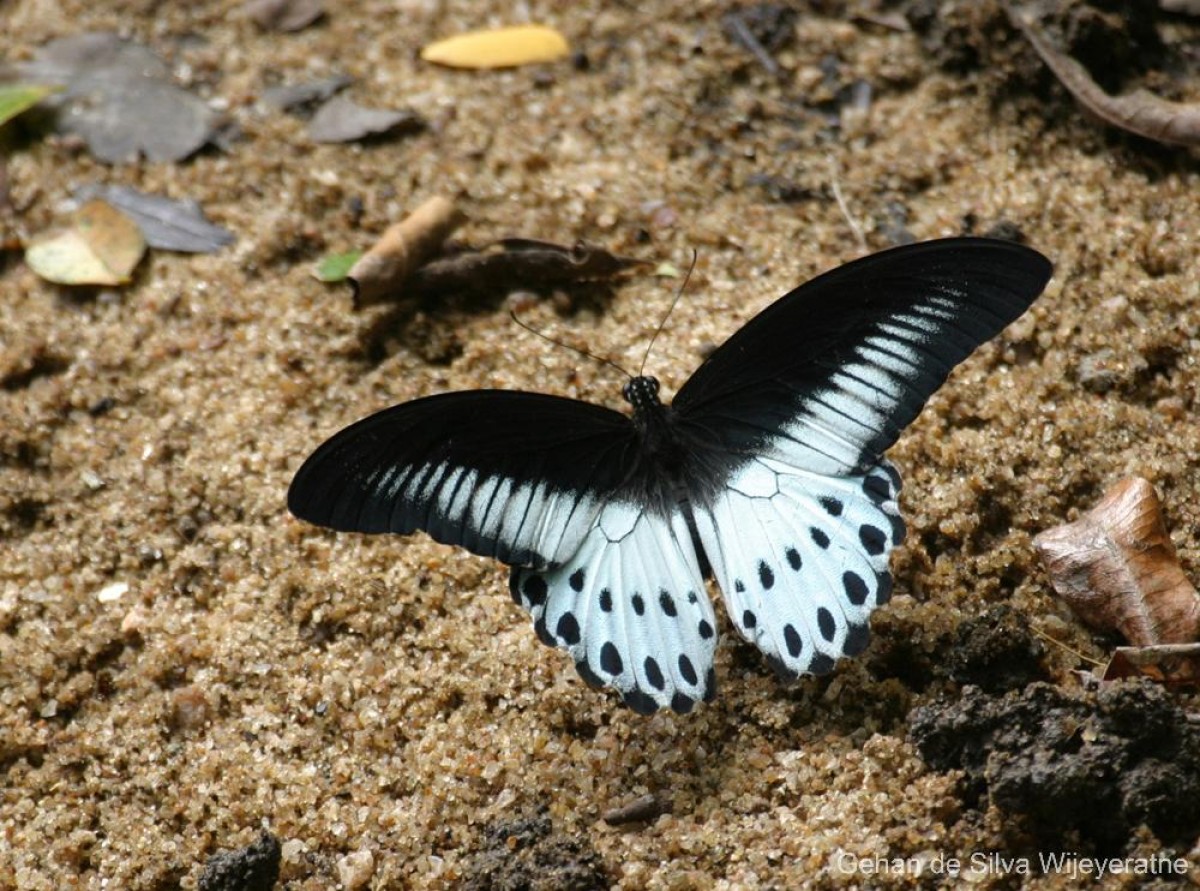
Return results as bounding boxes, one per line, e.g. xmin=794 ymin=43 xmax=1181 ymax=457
xmin=26 ymin=200 xmax=146 ymax=286
xmin=421 ymin=25 xmax=569 ymax=69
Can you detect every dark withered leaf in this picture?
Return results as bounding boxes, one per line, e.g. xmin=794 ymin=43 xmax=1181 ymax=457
xmin=407 ymin=239 xmax=650 ymax=300
xmin=307 ymin=94 xmax=425 ymax=144
xmin=240 ymin=0 xmax=325 ymax=31
xmin=1103 ymin=643 xmax=1200 ymax=687
xmin=1007 ymin=3 xmax=1200 ymax=146
xmin=261 ymin=74 xmax=353 ymax=113
xmin=75 ymin=184 xmax=235 ymax=253
xmin=17 ymin=32 xmax=225 ymax=163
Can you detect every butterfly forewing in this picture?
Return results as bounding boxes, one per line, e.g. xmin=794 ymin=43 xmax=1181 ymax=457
xmin=673 ymin=238 xmax=1053 ymax=476
xmin=288 ymin=390 xmax=637 ymax=569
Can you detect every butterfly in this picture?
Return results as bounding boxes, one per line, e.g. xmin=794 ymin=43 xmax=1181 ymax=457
xmin=288 ymin=237 xmax=1052 ymax=714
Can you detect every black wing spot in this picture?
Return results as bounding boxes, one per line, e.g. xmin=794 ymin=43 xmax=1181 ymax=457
xmin=569 ymin=568 xmax=585 ymax=592
xmin=644 ymin=657 xmax=666 ymax=690
xmin=576 ymin=659 xmax=604 ymax=689
xmin=534 ymin=616 xmax=554 ymax=647
xmin=766 ymin=654 xmax=799 ymax=681
xmin=889 ymin=513 xmax=907 ymax=545
xmin=810 ymin=527 xmax=830 ymax=549
xmin=742 ymin=609 xmax=757 ymax=629
xmin=863 ymin=475 xmax=890 ymax=503
xmin=522 ymin=575 xmax=548 ymax=607
xmin=624 ymin=689 xmax=658 ymax=715
xmin=758 ymin=561 xmax=775 ymax=590
xmin=783 ymin=624 xmax=803 ymax=658
xmin=843 ymin=570 xmax=869 ymax=606
xmin=859 ymin=524 xmax=887 ymax=556
xmin=703 ymin=667 xmax=717 ymax=702
xmin=819 ymin=496 xmax=843 ymax=516
xmin=631 ymin=593 xmax=645 ymax=616
xmin=785 ymin=547 xmax=802 ymax=571
xmin=808 ymin=652 xmax=836 ymax=675
xmin=735 ymin=579 xmax=745 ymax=593
xmin=671 ymin=692 xmax=695 ymax=714
xmin=882 ymin=462 xmax=902 ymax=491
xmin=817 ymin=607 xmax=836 ymax=642
xmin=875 ymin=572 xmax=893 ymax=605
xmin=687 ymin=590 xmax=698 ymax=604
xmin=599 ymin=588 xmax=613 ymax=612
xmin=678 ymin=654 xmax=698 ymax=686
xmin=659 ymin=590 xmax=677 ymax=617
xmin=844 ymin=623 xmax=871 ymax=656
xmin=698 ymin=619 xmax=714 ymax=640
xmin=600 ymin=641 xmax=623 ymax=676
xmin=556 ymin=611 xmax=581 ymax=646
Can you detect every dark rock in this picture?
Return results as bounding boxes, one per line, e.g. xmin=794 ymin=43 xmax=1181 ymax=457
xmin=198 ymin=830 xmax=281 ymax=891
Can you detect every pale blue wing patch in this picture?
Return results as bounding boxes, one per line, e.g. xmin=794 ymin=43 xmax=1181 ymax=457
xmin=694 ymin=457 xmax=903 ymax=678
xmin=510 ymin=503 xmax=718 ymax=714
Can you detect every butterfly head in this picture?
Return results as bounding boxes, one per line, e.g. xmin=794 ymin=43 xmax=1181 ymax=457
xmin=623 ymin=375 xmax=662 ymax=412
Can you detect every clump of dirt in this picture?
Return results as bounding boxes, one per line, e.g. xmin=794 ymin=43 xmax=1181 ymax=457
xmin=198 ymin=830 xmax=282 ymax=891
xmin=867 ymin=604 xmax=1047 ymax=695
xmin=945 ymin=604 xmax=1048 ymax=693
xmin=908 ymin=679 xmax=1200 ymax=851
xmin=461 ymin=807 xmax=608 ymax=891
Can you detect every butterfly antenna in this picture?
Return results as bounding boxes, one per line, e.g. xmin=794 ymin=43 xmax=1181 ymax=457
xmin=639 ymin=250 xmax=698 ymax=376
xmin=509 ymin=310 xmax=634 ymax=380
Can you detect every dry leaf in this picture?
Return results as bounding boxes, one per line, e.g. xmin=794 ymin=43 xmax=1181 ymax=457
xmin=1007 ymin=4 xmax=1200 ymax=146
xmin=1034 ymin=477 xmax=1200 ymax=646
xmin=17 ymin=33 xmax=226 ymax=163
xmin=420 ymin=25 xmax=570 ymax=69
xmin=308 ymin=94 xmax=425 ymax=143
xmin=348 ymin=197 xmax=466 ymax=305
xmin=406 ymin=239 xmax=650 ymax=301
xmin=261 ymin=74 xmax=353 ymax=113
xmin=240 ymin=0 xmax=324 ymax=31
xmin=25 ymin=199 xmax=146 ymax=286
xmin=1102 ymin=644 xmax=1200 ymax=686
xmin=75 ymin=184 xmax=235 ymax=253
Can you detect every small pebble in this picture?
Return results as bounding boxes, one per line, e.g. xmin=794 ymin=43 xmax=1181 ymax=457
xmin=336 ymin=849 xmax=376 ymax=890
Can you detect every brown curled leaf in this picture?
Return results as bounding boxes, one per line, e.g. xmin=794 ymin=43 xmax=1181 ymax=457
xmin=601 ymin=793 xmax=667 ymax=826
xmin=1006 ymin=3 xmax=1200 ymax=146
xmin=406 ymin=239 xmax=650 ymax=301
xmin=348 ymin=196 xmax=466 ymax=306
xmin=1034 ymin=477 xmax=1200 ymax=646
xmin=1102 ymin=643 xmax=1200 ymax=687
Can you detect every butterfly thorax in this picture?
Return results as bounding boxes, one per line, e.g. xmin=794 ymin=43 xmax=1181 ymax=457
xmin=621 ymin=375 xmax=722 ymax=514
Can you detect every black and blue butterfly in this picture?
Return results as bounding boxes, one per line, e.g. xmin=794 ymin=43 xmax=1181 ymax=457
xmin=288 ymin=237 xmax=1052 ymax=714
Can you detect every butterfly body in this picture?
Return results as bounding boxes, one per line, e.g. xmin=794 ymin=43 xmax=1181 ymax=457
xmin=289 ymin=238 xmax=1052 ymax=714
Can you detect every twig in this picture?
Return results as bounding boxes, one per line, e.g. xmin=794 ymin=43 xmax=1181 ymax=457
xmin=828 ymin=157 xmax=867 ymax=250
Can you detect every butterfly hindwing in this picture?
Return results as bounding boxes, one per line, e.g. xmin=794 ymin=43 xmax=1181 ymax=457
xmin=511 ymin=503 xmax=717 ymax=714
xmin=694 ymin=458 xmax=903 ymax=677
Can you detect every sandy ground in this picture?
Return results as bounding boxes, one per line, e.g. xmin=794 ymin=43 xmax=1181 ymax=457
xmin=2 ymin=1 xmax=1200 ymax=888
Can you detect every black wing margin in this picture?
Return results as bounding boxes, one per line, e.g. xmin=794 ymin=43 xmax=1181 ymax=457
xmin=287 ymin=391 xmax=638 ymax=569
xmin=672 ymin=238 xmax=1052 ymax=475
